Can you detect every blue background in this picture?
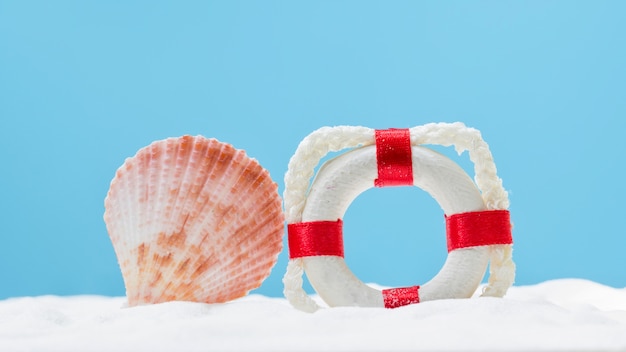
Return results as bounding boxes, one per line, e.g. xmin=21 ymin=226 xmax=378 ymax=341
xmin=1 ymin=1 xmax=624 ymax=300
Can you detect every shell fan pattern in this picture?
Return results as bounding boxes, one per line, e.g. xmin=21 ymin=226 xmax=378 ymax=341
xmin=104 ymin=135 xmax=284 ymax=306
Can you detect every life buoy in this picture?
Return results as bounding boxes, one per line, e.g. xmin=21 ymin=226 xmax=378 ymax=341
xmin=283 ymin=123 xmax=515 ymax=312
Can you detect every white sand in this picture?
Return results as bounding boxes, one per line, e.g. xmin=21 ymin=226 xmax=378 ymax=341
xmin=1 ymin=279 xmax=625 ymax=352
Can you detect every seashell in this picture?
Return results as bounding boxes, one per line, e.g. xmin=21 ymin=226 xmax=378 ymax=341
xmin=103 ymin=135 xmax=284 ymax=306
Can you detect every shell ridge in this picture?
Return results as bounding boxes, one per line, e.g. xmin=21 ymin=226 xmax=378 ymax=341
xmin=194 ymin=142 xmax=239 ymax=245
xmin=225 ymin=186 xmax=283 ymax=253
xmin=144 ymin=140 xmax=241 ymax=302
xmin=108 ymin=160 xmax=133 ymax=302
xmin=187 ymin=147 xmax=252 ymax=250
xmin=128 ymin=143 xmax=160 ymax=302
xmin=179 ymin=138 xmax=223 ymax=244
xmin=194 ymin=162 xmax=277 ymax=244
xmin=198 ymin=208 xmax=283 ymax=295
xmin=204 ymin=248 xmax=281 ymax=302
xmin=104 ymin=166 xmax=131 ymax=298
xmin=167 ymin=159 xmax=283 ymax=302
xmin=129 ymin=148 xmax=151 ymax=299
xmin=228 ymin=195 xmax=283 ymax=250
xmin=152 ymin=137 xmax=208 ymax=300
xmin=138 ymin=139 xmax=176 ymax=301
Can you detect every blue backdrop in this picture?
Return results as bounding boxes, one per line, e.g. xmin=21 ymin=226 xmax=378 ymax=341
xmin=1 ymin=1 xmax=624 ymax=299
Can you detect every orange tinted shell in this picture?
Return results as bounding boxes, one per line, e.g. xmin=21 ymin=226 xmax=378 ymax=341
xmin=104 ymin=136 xmax=284 ymax=306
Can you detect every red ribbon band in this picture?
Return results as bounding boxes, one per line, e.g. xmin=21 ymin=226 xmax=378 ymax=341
xmin=374 ymin=128 xmax=414 ymax=187
xmin=288 ymin=219 xmax=344 ymax=259
xmin=446 ymin=210 xmax=513 ymax=252
xmin=383 ymin=285 xmax=420 ymax=308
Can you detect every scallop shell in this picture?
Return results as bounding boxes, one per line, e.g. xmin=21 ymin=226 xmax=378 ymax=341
xmin=103 ymin=135 xmax=284 ymax=306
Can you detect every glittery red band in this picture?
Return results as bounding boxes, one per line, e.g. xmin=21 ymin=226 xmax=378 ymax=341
xmin=288 ymin=220 xmax=344 ymax=259
xmin=374 ymin=128 xmax=414 ymax=187
xmin=382 ymin=285 xmax=420 ymax=308
xmin=445 ymin=210 xmax=513 ymax=252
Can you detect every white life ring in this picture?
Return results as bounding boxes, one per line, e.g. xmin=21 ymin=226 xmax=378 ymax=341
xmin=283 ymin=123 xmax=515 ymax=312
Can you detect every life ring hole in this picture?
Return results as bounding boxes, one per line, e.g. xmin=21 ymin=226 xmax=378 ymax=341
xmin=342 ymin=186 xmax=449 ymax=288
xmin=425 ymin=144 xmax=476 ymax=176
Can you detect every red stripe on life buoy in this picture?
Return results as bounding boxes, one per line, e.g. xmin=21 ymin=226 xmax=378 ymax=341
xmin=288 ymin=220 xmax=344 ymax=259
xmin=374 ymin=128 xmax=414 ymax=187
xmin=382 ymin=285 xmax=420 ymax=308
xmin=446 ymin=210 xmax=513 ymax=252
